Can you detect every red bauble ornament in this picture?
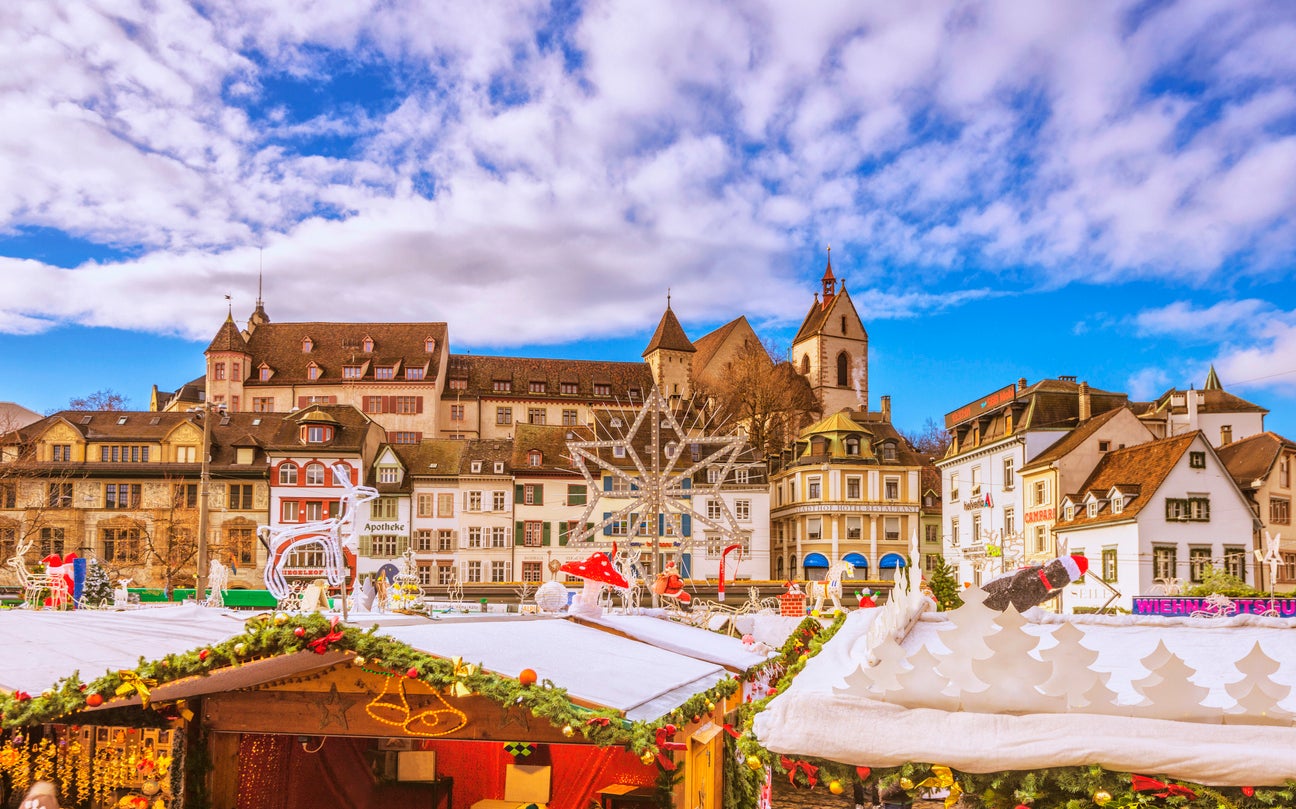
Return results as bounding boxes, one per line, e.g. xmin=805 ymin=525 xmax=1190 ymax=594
xmin=199 ymin=649 xmax=209 ymax=661
xmin=406 ymin=667 xmax=419 ymax=679
xmin=1015 ymin=804 xmax=1030 ymax=809
xmin=518 ymin=668 xmax=538 ymax=687
xmin=1242 ymin=787 xmax=1255 ymax=797
xmin=86 ymin=693 xmax=104 ymax=708
xmin=293 ymin=627 xmax=306 ymax=638
xmin=855 ymin=766 xmax=871 ymax=780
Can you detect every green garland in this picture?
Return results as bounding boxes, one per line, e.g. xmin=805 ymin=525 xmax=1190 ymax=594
xmin=717 ymin=613 xmax=1296 ymax=809
xmin=0 ymin=611 xmax=741 ymax=770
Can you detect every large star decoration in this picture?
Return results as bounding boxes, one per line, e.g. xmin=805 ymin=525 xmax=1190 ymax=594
xmin=567 ymin=387 xmax=750 ymax=559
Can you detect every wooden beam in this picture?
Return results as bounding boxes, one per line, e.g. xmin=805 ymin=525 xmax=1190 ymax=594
xmin=202 ymin=688 xmax=585 ymax=743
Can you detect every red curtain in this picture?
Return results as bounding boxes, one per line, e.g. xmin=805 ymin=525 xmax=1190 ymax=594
xmin=235 ymin=735 xmax=657 ymax=809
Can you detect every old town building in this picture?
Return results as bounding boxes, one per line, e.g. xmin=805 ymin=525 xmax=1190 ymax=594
xmin=936 ymin=377 xmax=1129 ymax=586
xmin=1056 ymin=432 xmax=1257 ymax=612
xmin=790 ymin=255 xmax=870 ymax=415
xmin=1217 ymin=431 xmax=1296 ymax=591
xmin=1134 ymin=366 xmax=1268 ymax=447
xmin=769 ymin=401 xmax=924 ymax=582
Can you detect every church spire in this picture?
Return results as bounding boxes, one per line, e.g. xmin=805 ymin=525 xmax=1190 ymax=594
xmin=1203 ymin=364 xmax=1223 ymax=391
xmin=821 ymin=245 xmax=837 ymax=309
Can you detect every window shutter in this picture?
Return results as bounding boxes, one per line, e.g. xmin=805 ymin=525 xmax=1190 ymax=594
xmin=542 ymin=523 xmax=551 ymax=546
xmin=681 ymin=514 xmax=691 ymax=536
xmin=297 ymin=396 xmax=308 ymax=408
xmin=515 ymin=521 xmax=524 ymax=545
xmin=453 ymin=530 xmax=463 ymax=549
xmin=658 ymin=514 xmax=665 ymax=535
xmin=328 ymin=396 xmax=337 ymax=404
xmin=534 ymin=485 xmax=543 ymax=506
xmin=463 ymin=491 xmax=469 ymax=510
xmin=680 ymin=553 xmax=691 ymax=578
xmin=416 ymin=396 xmax=424 ymax=414
xmin=603 ymin=476 xmax=612 ymax=492
xmin=1165 ymin=499 xmax=1172 ymax=519
xmin=359 ymin=535 xmax=372 ymax=556
xmin=603 ymin=512 xmax=612 ymax=536
xmin=398 ymin=536 xmax=409 ymax=555
xmin=515 ymin=484 xmax=524 ymax=503
xmin=559 ymin=523 xmax=569 ymax=546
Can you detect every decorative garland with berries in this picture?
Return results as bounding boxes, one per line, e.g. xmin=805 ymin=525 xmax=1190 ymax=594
xmin=0 ymin=611 xmax=742 ymax=793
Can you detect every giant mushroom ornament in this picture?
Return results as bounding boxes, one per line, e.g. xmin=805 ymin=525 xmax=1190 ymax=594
xmin=559 ymin=551 xmax=628 ymax=618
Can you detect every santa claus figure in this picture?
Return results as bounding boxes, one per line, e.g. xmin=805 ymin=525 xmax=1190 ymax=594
xmin=41 ymin=552 xmax=78 ymax=608
xmin=982 ymin=555 xmax=1088 ymax=611
xmin=652 ymin=560 xmax=691 ymax=603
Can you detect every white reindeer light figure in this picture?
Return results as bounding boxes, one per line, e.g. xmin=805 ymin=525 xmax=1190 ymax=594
xmin=808 ymin=561 xmax=853 ymax=614
xmin=260 ymin=462 xmax=378 ymax=607
xmin=1256 ymin=531 xmax=1284 ymax=596
xmin=4 ymin=536 xmax=65 ymax=609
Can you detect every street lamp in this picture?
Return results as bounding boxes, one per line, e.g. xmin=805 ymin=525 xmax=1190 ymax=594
xmin=189 ymin=402 xmax=225 ymax=603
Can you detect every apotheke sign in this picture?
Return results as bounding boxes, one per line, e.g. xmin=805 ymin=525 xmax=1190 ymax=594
xmin=363 ymin=521 xmax=408 ymax=534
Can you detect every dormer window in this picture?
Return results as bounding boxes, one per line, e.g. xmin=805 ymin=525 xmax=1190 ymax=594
xmin=343 ymin=365 xmax=363 ymax=379
xmin=307 ymin=363 xmax=321 ymax=381
xmin=494 ymin=461 xmax=504 ymax=474
xmin=882 ymin=443 xmax=896 ymax=461
xmin=529 ymin=381 xmax=546 ymax=394
xmin=561 ymin=382 xmax=578 ymax=395
xmin=374 ymin=366 xmax=395 ymax=380
xmin=493 ymin=380 xmax=511 ymax=393
xmin=844 ymin=437 xmax=860 ymax=456
xmin=665 ymin=441 xmax=678 ymax=458
xmin=406 ymin=367 xmax=425 ymax=380
xmin=424 ymin=337 xmax=436 ymax=353
xmin=1087 ymin=501 xmax=1099 ymax=518
xmin=302 ymin=425 xmax=333 ymax=443
xmin=528 ymin=450 xmax=543 ymax=467
xmin=1112 ymin=496 xmax=1124 ymax=515
xmin=449 ymin=378 xmax=467 ymax=390
xmin=627 ymin=388 xmax=641 ymax=400
xmin=259 ymin=364 xmax=272 ymax=381
xmin=470 ymin=461 xmax=482 ymax=473
xmin=361 ymin=336 xmax=374 ymax=353
xmin=594 ymin=383 xmax=611 ymax=397
xmin=302 ymin=337 xmax=313 ymax=352
xmin=1064 ymin=503 xmax=1075 ymax=521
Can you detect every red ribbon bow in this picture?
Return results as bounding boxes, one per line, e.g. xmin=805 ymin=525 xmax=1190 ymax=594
xmin=308 ymin=617 xmax=345 ymax=654
xmin=779 ymin=756 xmax=819 ymax=788
xmin=1131 ymin=775 xmax=1198 ymax=799
xmin=585 ymin=717 xmax=610 ymax=727
xmin=653 ymin=724 xmax=687 ymax=770
xmin=722 ymin=723 xmax=741 ymax=739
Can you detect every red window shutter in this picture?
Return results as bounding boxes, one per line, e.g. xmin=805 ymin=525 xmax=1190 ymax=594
xmin=329 ymin=396 xmax=337 ymax=404
xmin=382 ymin=396 xmax=392 ymax=414
xmin=297 ymin=396 xmax=308 ymax=408
xmin=416 ymin=396 xmax=424 ymax=414
xmin=414 ymin=431 xmax=423 ymax=442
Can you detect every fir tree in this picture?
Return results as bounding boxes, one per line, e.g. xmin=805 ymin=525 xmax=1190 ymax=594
xmin=927 ymin=555 xmax=963 ymax=611
xmin=81 ymin=559 xmax=113 ymax=608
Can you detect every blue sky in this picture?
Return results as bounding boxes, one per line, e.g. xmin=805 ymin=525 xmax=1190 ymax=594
xmin=1 ymin=1 xmax=1295 ymax=438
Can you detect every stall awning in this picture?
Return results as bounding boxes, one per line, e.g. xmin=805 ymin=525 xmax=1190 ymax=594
xmin=879 ymin=553 xmax=907 ymax=568
xmin=802 ymin=553 xmax=830 ymax=569
xmin=842 ymin=553 xmax=869 ymax=569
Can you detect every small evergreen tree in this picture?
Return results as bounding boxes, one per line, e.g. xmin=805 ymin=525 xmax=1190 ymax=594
xmin=1182 ymin=565 xmax=1259 ymax=598
xmin=928 ymin=555 xmax=962 ymax=611
xmin=82 ymin=559 xmax=113 ymax=607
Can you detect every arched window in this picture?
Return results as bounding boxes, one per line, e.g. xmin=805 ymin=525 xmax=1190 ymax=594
xmin=776 ymin=556 xmax=785 ymax=580
xmin=361 ymin=336 xmax=373 ymax=353
xmin=301 ymin=337 xmax=313 ymax=352
xmin=528 ymin=450 xmax=543 ymax=467
xmin=425 ymin=337 xmax=437 ymax=353
xmin=789 ymin=554 xmax=798 ymax=579
xmin=837 ymin=352 xmax=850 ymax=387
xmin=305 ymin=462 xmax=326 ymax=485
xmin=845 ymin=437 xmax=860 ymax=456
xmin=278 ymin=463 xmax=298 ymax=485
xmin=800 ymin=354 xmax=810 ymax=374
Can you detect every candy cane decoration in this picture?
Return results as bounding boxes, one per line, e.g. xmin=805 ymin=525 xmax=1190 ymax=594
xmin=718 ymin=544 xmax=741 ymax=602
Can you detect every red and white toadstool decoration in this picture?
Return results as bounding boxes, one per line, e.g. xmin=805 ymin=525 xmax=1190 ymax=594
xmin=559 ymin=551 xmax=629 ymax=618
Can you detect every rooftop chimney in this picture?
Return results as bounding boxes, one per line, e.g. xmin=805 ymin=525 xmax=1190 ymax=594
xmin=1187 ymin=388 xmax=1200 ymax=432
xmin=1017 ymin=377 xmax=1027 ymax=390
xmin=880 ymin=395 xmax=891 ymax=422
xmin=1078 ymin=381 xmax=1091 ymax=421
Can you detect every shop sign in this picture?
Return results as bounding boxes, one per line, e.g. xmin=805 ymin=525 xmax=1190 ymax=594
xmin=963 ymin=492 xmax=993 ymax=511
xmin=1132 ymin=597 xmax=1296 ymax=617
xmin=1025 ymin=507 xmax=1054 ymax=522
xmin=363 ymin=521 xmax=408 ymax=534
xmin=945 ymin=384 xmax=1017 ymax=428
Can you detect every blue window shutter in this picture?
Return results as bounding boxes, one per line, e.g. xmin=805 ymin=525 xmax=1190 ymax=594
xmin=603 ymin=476 xmax=612 ymax=492
xmin=603 ymin=512 xmax=611 ymax=536
xmin=681 ymin=514 xmax=691 ymax=536
xmin=658 ymin=513 xmax=665 ymax=535
xmin=680 ymin=553 xmax=692 ymax=578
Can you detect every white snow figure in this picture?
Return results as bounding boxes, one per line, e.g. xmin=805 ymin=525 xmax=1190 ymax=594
xmin=260 ymin=461 xmax=379 ymax=601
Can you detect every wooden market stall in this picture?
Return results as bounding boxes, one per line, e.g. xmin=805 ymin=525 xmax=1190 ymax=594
xmin=0 ymin=608 xmax=772 ymax=809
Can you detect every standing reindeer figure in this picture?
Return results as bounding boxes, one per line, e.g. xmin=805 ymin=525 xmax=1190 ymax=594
xmin=808 ymin=561 xmax=854 ymax=614
xmin=4 ymin=536 xmax=65 ymax=609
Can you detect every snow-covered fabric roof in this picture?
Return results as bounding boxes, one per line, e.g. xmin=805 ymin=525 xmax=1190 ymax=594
xmin=583 ymin=614 xmax=775 ymax=671
xmin=754 ymin=596 xmax=1296 ymax=786
xmin=0 ymin=605 xmax=247 ymax=694
xmin=381 ymin=618 xmax=731 ymax=720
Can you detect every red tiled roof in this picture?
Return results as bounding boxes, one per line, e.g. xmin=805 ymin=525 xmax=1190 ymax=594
xmin=444 ymin=354 xmax=653 ymax=401
xmin=1216 ymin=431 xmax=1296 ymax=488
xmin=235 ymin=322 xmax=448 ymax=385
xmin=1020 ymin=407 xmax=1128 ymax=471
xmin=206 ymin=315 xmax=247 ymax=354
xmin=642 ymin=306 xmax=696 ymax=355
xmin=1053 ymin=433 xmax=1198 ymax=529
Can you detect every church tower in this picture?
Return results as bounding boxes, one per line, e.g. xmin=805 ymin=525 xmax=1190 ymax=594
xmin=791 ymin=248 xmax=869 ymax=415
xmin=642 ymin=295 xmax=696 ymax=401
xmin=205 ymin=308 xmax=252 ymax=412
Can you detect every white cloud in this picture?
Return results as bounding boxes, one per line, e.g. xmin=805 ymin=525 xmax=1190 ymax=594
xmin=1127 ymin=367 xmax=1172 ymax=401
xmin=0 ymin=0 xmax=1294 ymax=347
xmin=1134 ymin=299 xmax=1277 ymax=338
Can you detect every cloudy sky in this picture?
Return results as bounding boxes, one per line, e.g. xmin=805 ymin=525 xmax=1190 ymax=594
xmin=1 ymin=0 xmax=1294 ymax=435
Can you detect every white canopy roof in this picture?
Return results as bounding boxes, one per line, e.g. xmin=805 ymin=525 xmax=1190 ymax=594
xmin=1 ymin=606 xmax=747 ymax=723
xmin=754 ymin=600 xmax=1296 ymax=786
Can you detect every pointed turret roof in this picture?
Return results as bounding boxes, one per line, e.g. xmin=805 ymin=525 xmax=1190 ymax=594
xmin=642 ymin=303 xmax=696 ymax=356
xmin=822 ymin=254 xmax=835 ymax=283
xmin=1203 ymin=364 xmax=1222 ymax=391
xmin=206 ymin=313 xmax=248 ymax=354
